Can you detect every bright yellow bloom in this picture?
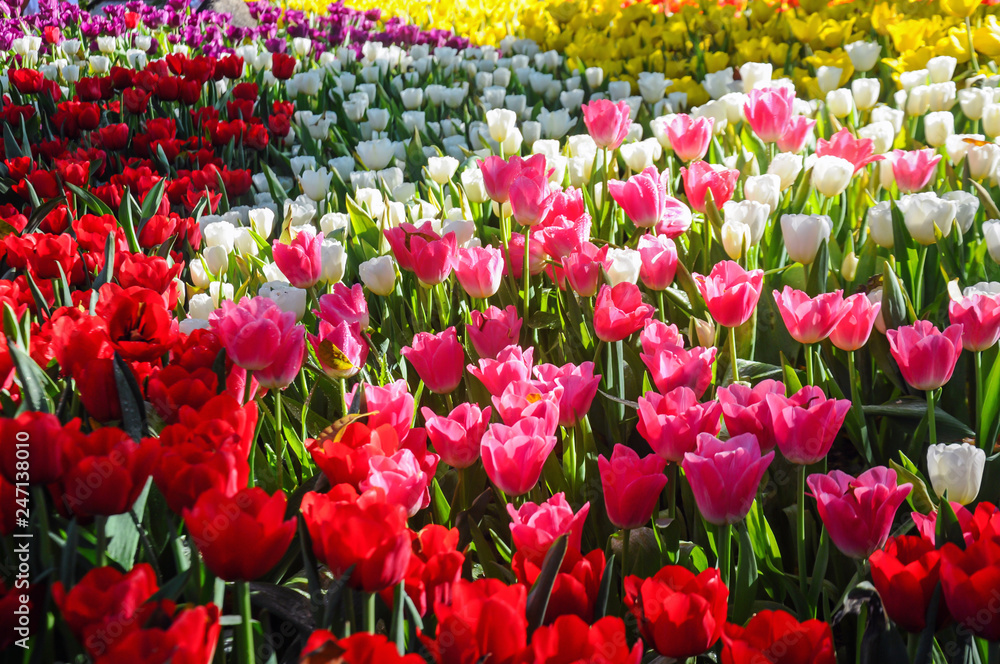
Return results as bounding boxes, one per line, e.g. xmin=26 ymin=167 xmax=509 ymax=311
xmin=939 ymin=0 xmax=983 ymax=19
xmin=975 ymin=15 xmax=1000 ymax=56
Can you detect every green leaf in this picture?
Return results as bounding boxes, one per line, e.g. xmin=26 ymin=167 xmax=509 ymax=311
xmin=525 ymin=534 xmax=567 ymax=633
xmin=139 ymin=177 xmax=166 ymax=223
xmin=25 ymin=195 xmax=66 ymax=236
xmin=65 ymin=182 xmax=115 ymax=217
xmin=733 ymin=521 xmax=759 ymax=624
xmin=214 ymin=169 xmax=231 ymax=214
xmin=979 ymin=351 xmax=1000 ymax=451
xmin=805 ymin=239 xmax=829 ymax=297
xmin=263 ymin=164 xmax=289 ymax=207
xmin=863 ymin=400 xmax=974 ymax=441
xmin=592 ymin=553 xmax=615 ymax=620
xmin=6 ymin=338 xmax=51 ymax=413
xmin=118 ymin=187 xmax=141 ymax=254
xmin=104 ymin=479 xmax=151 ymax=569
xmin=23 ymin=271 xmax=51 ymax=320
xmin=889 ymin=455 xmax=936 ymax=514
xmin=881 ymin=261 xmax=909 ymax=330
xmin=93 ymin=233 xmax=117 ymax=290
xmin=3 ymin=122 xmax=23 ymax=158
xmin=113 ymin=352 xmax=147 ymax=441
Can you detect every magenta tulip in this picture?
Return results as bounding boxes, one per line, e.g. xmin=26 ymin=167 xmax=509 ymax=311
xmin=680 ymin=160 xmax=739 ymax=213
xmin=533 ymin=361 xmax=601 ymax=427
xmin=683 ymin=433 xmax=774 ymax=526
xmin=636 ymin=387 xmax=723 ymax=463
xmin=665 ymin=114 xmax=714 ymax=162
xmin=210 ymin=296 xmax=301 ymax=371
xmin=481 ymin=401 xmax=559 ymax=496
xmin=776 ymin=115 xmax=816 ymax=153
xmin=694 ymin=261 xmax=764 ymax=328
xmin=830 ymin=293 xmax=881 ymax=352
xmin=309 ymin=319 xmax=368 ymax=379
xmin=637 ymin=234 xmax=678 ymax=291
xmin=507 ymin=493 xmax=590 ymax=563
xmin=402 ymin=327 xmax=465 ymax=394
xmin=562 ymin=243 xmax=610 ymax=297
xmin=607 ymin=166 xmax=669 ymax=229
xmin=717 ymin=379 xmax=786 ymax=452
xmin=948 ymin=292 xmax=1000 ymax=352
xmin=743 ymin=86 xmax=796 ymax=144
xmin=421 ymin=403 xmax=491 ymax=469
xmin=455 ymin=246 xmax=505 ymax=299
xmin=581 ymin=99 xmax=632 ymax=150
xmin=468 ymin=306 xmax=522 ymax=359
xmin=766 ymin=386 xmax=851 ymax=465
xmin=598 ymin=445 xmax=668 ymax=530
xmin=317 ymin=283 xmax=369 ymax=329
xmin=640 ymin=344 xmax=717 ymax=399
xmin=886 ymin=320 xmax=964 ymax=391
xmin=772 ymin=286 xmax=850 ymax=345
xmin=509 ymin=172 xmax=555 ymax=227
xmin=891 ymin=149 xmax=941 ymax=193
xmin=273 ymin=227 xmax=324 ymax=288
xmin=468 ymin=345 xmax=534 ymax=396
xmin=593 ymin=283 xmax=656 ymax=342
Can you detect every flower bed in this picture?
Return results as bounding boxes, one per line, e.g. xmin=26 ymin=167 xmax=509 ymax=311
xmin=1 ymin=0 xmax=1000 ymax=663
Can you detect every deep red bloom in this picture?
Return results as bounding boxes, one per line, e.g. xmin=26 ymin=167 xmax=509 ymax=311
xmin=720 ymin=609 xmax=836 ymax=664
xmin=870 ymin=535 xmax=949 ymax=633
xmin=0 ymin=412 xmax=80 ymax=485
xmin=93 ymin=603 xmax=220 ymax=664
xmin=379 ymin=525 xmax=465 ymax=617
xmin=523 ymin=615 xmax=642 ymax=664
xmin=940 ymin=537 xmax=1000 ymax=640
xmin=424 ymin=578 xmax=528 ymax=664
xmin=299 ymin=631 xmax=425 ymax=663
xmin=151 ymin=422 xmax=249 ymax=515
xmin=512 ymin=547 xmax=605 ymax=624
xmin=96 ymin=284 xmax=177 ymax=362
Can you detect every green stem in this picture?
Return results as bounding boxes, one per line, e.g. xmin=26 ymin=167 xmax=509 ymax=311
xmin=243 ymin=369 xmax=254 ymax=405
xmin=728 ymin=325 xmax=740 ymax=384
xmin=299 ymin=369 xmax=309 ymax=442
xmin=523 ymin=227 xmax=531 ymax=323
xmin=32 ymin=486 xmax=52 ymax=565
xmin=915 ymin=245 xmax=928 ymax=313
xmin=621 ymin=528 xmax=630 ymax=597
xmin=848 ymin=350 xmax=871 ymax=461
xmin=275 ymin=389 xmax=285 ymax=491
xmin=718 ymin=523 xmax=733 ymax=587
xmin=667 ymin=463 xmax=678 ymax=521
xmin=797 ymin=464 xmax=808 ymax=595
xmin=657 ymin=289 xmax=667 ymax=323
xmin=601 ymin=147 xmax=610 ymax=236
xmin=976 ymin=351 xmax=986 ymax=450
xmin=967 ymin=17 xmax=981 ymax=73
xmin=365 ymin=592 xmax=377 ymax=634
xmin=702 ymin=216 xmax=711 ymax=275
xmin=236 ymin=580 xmax=254 ymax=664
xmin=927 ymin=388 xmax=938 ymax=447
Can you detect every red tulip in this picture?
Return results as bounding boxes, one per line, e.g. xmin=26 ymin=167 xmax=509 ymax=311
xmin=533 ymin=361 xmax=601 ymax=427
xmin=681 ymin=160 xmax=739 ymax=213
xmin=507 ymin=492 xmax=590 ymax=564
xmin=886 ymin=320 xmax=964 ymax=391
xmin=683 ymin=433 xmax=774 ymax=525
xmin=422 ymin=403 xmax=491 ymax=469
xmin=637 ymin=386 xmax=723 ymax=463
xmin=694 ymin=261 xmax=764 ymax=328
xmin=0 ymin=412 xmax=79 ymax=485
xmin=481 ymin=401 xmax=559 ymax=496
xmin=766 ymin=385 xmax=851 ymax=465
xmin=379 ymin=525 xmax=464 ymax=617
xmin=593 ymin=283 xmax=655 ymax=342
xmin=467 ymin=306 xmax=522 ymax=359
xmin=300 ymin=487 xmax=411 ymax=593
xmin=512 ymin=548 xmax=605 ymax=625
xmin=308 ymin=421 xmax=401 ymax=488
xmin=808 ymin=467 xmax=912 ymax=558
xmin=300 ymin=631 xmax=425 ymax=663
xmin=743 ymin=86 xmax=796 ymax=143
xmin=607 ymin=166 xmax=669 ymax=228
xmin=717 ymin=379 xmax=786 ymax=451
xmin=273 ymin=227 xmax=324 ymax=288
xmin=637 ymin=233 xmax=678 ymax=290
xmin=624 ymin=565 xmax=729 ymax=659
xmin=816 ymin=127 xmax=883 ymax=172
xmin=424 ymin=578 xmax=528 ymax=664
xmin=772 ymin=287 xmax=851 ymax=344
xmin=665 ymin=114 xmax=714 ymax=162
xmin=948 ymin=291 xmax=1000 ymax=352
xmin=940 ymin=537 xmax=1000 ymax=640
xmin=581 ymin=99 xmax=632 ymax=150
xmin=599 ymin=444 xmax=668 ymax=529
xmin=721 ymin=609 xmax=836 ymax=664
xmin=870 ymin=535 xmax=949 ymax=633
xmin=830 ymin=293 xmax=882 ymax=351
xmin=524 ymin=614 xmax=642 ymax=663
xmin=94 ymin=603 xmax=220 ymax=664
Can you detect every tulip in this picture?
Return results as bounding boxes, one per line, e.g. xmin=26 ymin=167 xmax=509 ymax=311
xmin=780 ymin=214 xmax=832 ymax=265
xmin=891 ymin=149 xmax=942 ymax=193
xmin=581 ymin=99 xmax=632 ymax=150
xmin=694 ymin=260 xmax=764 ymax=328
xmin=300 ymin=632 xmax=425 ymax=664
xmin=509 ymin=172 xmax=554 ymax=227
xmin=318 ymin=283 xmax=369 ymax=329
xmin=924 ymin=111 xmax=954 ymax=148
xmin=927 ymin=443 xmax=986 ymax=505
xmin=897 ymin=193 xmax=957 ymax=245
xmin=361 ymin=449 xmax=431 ymax=517
xmin=640 ymin=343 xmax=717 ymax=398
xmin=0 ymin=412 xmax=77 ymax=485
xmin=717 ymin=379 xmax=785 ymax=451
xmin=299 ymin=168 xmax=332 ymax=201
xmin=845 ymin=40 xmax=881 ymax=71
xmin=830 ymin=293 xmax=881 ymax=351
xmin=636 ymin=387 xmax=723 ymax=462
xmin=986 ymin=220 xmax=1000 ymax=263
xmin=401 ymin=327 xmax=464 ymax=394
xmin=680 ymin=160 xmax=739 ymax=213
xmin=593 ymin=283 xmax=655 ymax=342
xmin=492 ymin=380 xmax=563 ymax=424
xmin=816 ymin=128 xmax=883 ymax=173
xmin=866 ymin=201 xmax=894 ymax=248
xmin=183 ymin=487 xmax=296 ymax=581
xmin=870 ymin=536 xmax=948 ymax=633
xmin=637 ymin=234 xmax=677 ymax=290
xmin=604 ymin=247 xmax=642 ymax=286
xmin=598 ymin=445 xmax=668 ymax=530
xmin=742 ymin=174 xmax=781 ymax=215
xmin=481 ymin=401 xmax=559 ymax=496
xmin=253 ymin=323 xmax=305 ymax=390
xmin=359 ymin=255 xmax=396 ymax=295
xmin=563 ymin=243 xmax=610 ymax=297
xmin=607 ymin=166 xmax=668 ymax=228
xmin=273 ymin=227 xmax=324 ymax=289
xmin=93 ymin=603 xmax=221 ymax=664
xmin=468 ymin=306 xmax=522 ymax=359
xmin=776 ymin=115 xmax=816 ymax=153
xmin=767 ymin=386 xmax=851 ymax=465
xmin=210 ymin=297 xmax=301 ymax=372
xmin=664 ymin=114 xmax=713 ymax=161
xmin=422 ymin=403 xmax=491 ymax=469
xmin=852 ymin=78 xmax=881 ymax=111
xmin=743 ymin=86 xmax=795 ymax=143
xmin=640 ymin=319 xmax=685 ymax=356
xmin=425 ymin=579 xmax=528 ymax=664
xmin=721 ymin=610 xmax=836 ymax=664
xmin=485 ymin=108 xmax=517 ymax=144
xmin=454 ymin=245 xmax=504 ymax=298
xmin=507 ymin=493 xmax=589 ymax=563
xmin=948 ymin=290 xmax=1000 ymax=352
xmin=811 ymin=155 xmax=854 ymax=197
xmin=768 ymin=152 xmax=803 ymax=190
xmin=886 ymin=320 xmax=964 ymax=391
xmin=722 ymin=199 xmax=768 ymax=246
xmin=944 ymin=190 xmax=980 ymax=233
xmin=624 ymin=566 xmax=728 ymax=659
xmin=808 ymin=467 xmax=911 ymax=558
xmin=468 ymin=345 xmax=534 ymax=396
xmin=940 ymin=538 xmax=1000 ymax=641
xmin=772 ymin=286 xmax=850 ymax=344
xmin=826 ymin=88 xmax=854 ymax=118
xmin=683 ymin=433 xmax=774 ymax=526
xmin=534 ymin=361 xmax=601 ymax=427
xmin=525 ymin=615 xmax=642 ymax=663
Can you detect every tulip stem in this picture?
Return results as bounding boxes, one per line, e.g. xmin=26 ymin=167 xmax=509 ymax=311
xmin=927 ymin=388 xmax=938 ymax=447
xmin=667 ymin=463 xmax=678 ymax=521
xmin=976 ymin=351 xmax=987 ymax=450
xmin=523 ymin=227 xmax=531 ymax=323
xmin=848 ymin=351 xmax=871 ymax=462
xmin=657 ymin=290 xmax=667 ymax=323
xmin=797 ymin=464 xmax=808 ymax=595
xmin=966 ymin=18 xmax=980 ymax=73
xmin=236 ymin=580 xmax=254 ymax=664
xmin=32 ymin=486 xmax=52 ymax=566
xmin=702 ymin=216 xmax=711 ymax=275
xmin=804 ymin=344 xmax=815 ymax=386
xmin=621 ymin=528 xmax=630 ymax=597
xmin=275 ymin=388 xmax=285 ymax=491
xmin=718 ymin=523 xmax=732 ymax=587
xmin=365 ymin=592 xmax=377 ymax=634
xmin=728 ymin=325 xmax=740 ymax=384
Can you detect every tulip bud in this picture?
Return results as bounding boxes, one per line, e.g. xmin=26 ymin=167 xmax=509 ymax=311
xmin=692 ymin=317 xmax=716 ymax=348
xmin=959 ymin=88 xmax=990 ymax=121
xmin=768 ymin=153 xmax=804 ymax=190
xmin=816 ymin=66 xmax=842 ymax=94
xmin=841 ymin=251 xmax=859 ymax=281
xmin=739 ymin=62 xmax=772 ymax=92
xmin=927 ymin=443 xmax=985 ymax=505
xmin=485 ymin=108 xmax=517 ymax=144
xmin=866 ymin=201 xmax=894 ymax=248
xmin=811 ymin=155 xmax=854 ymax=197
xmin=927 ymin=56 xmax=958 ymax=84
xmin=722 ymin=220 xmax=752 ymax=259
xmin=723 ymin=200 xmax=768 ymax=246
xmin=984 ymin=220 xmax=1000 ymax=263
xmin=743 ymin=174 xmax=781 ymax=215
xmin=427 ymin=156 xmax=459 ymax=185
xmin=923 ymin=111 xmax=954 ymax=148
xmin=400 ymin=87 xmax=423 ymax=110
xmin=780 ymin=214 xmax=832 ymax=265
xmin=905 ymin=86 xmax=931 ymax=116
xmin=898 ymin=193 xmax=957 ymax=245
xmin=826 ymin=88 xmax=854 ymax=118
xmin=604 ymin=247 xmax=642 ymax=286
xmin=985 ymin=104 xmax=1000 ymax=137
xmin=845 ymin=41 xmax=881 ymax=72
xmin=585 ymin=66 xmax=604 ymax=88
xmin=859 ymin=121 xmax=895 ymax=154
xmin=851 ymin=79 xmax=881 ymax=111
xmin=359 ymin=255 xmax=397 ymax=295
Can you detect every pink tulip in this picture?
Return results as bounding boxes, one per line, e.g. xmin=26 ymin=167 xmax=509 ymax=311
xmin=830 ymin=293 xmax=882 ymax=351
xmin=598 ymin=444 xmax=668 ymax=529
xmin=766 ymin=386 xmax=851 ymax=465
xmin=886 ymin=320 xmax=964 ymax=391
xmin=808 ymin=467 xmax=912 ymax=558
xmin=637 ymin=234 xmax=678 ymax=291
xmin=776 ymin=115 xmax=816 ymax=153
xmin=468 ymin=345 xmax=534 ymax=396
xmin=683 ymin=433 xmax=775 ymax=526
xmin=539 ymin=212 xmax=592 ymax=260
xmin=421 ymin=403 xmax=491 ymax=469
xmin=361 ymin=449 xmax=430 ymax=517
xmin=481 ymin=401 xmax=559 ymax=496
xmin=743 ymin=87 xmax=796 ymax=144
xmin=505 ymin=230 xmax=547 ymax=280
xmin=654 ymin=196 xmax=693 ymax=238
xmin=255 ymin=324 xmax=305 ymax=390
xmin=544 ymin=188 xmax=587 ymax=224
xmin=581 ymin=99 xmax=632 ymax=150
xmin=507 ymin=493 xmax=590 ymax=564
xmin=317 ymin=283 xmax=369 ymax=329
xmin=401 ymin=327 xmax=465 ymax=394
xmin=272 ymin=227 xmax=324 ymax=288
xmin=694 ymin=261 xmax=764 ymax=328
xmin=309 ymin=320 xmax=368 ymax=378
xmin=356 ymin=379 xmax=415 ymax=441
xmin=636 ymin=386 xmax=723 ymax=463
xmin=665 ymin=114 xmax=714 ymax=162
xmin=383 ymin=221 xmax=456 ymax=283
xmin=562 ymin=243 xmax=610 ymax=297
xmin=509 ymin=172 xmax=555 ymax=227
xmin=641 ymin=344 xmax=717 ymax=399
xmin=890 ymin=149 xmax=942 ymax=193
xmin=492 ymin=380 xmax=563 ymax=424
xmin=468 ymin=306 xmax=522 ymax=359
xmin=772 ymin=287 xmax=850 ymax=345
xmin=210 ymin=296 xmax=300 ymax=371
xmin=593 ymin=283 xmax=656 ymax=342
xmin=478 ymin=154 xmax=548 ymax=203
xmin=681 ymin=160 xmax=740 ymax=213
xmin=640 ymin=319 xmax=685 ymax=357
xmin=455 ymin=246 xmax=504 ymax=298
xmin=607 ymin=166 xmax=669 ymax=229
xmin=948 ymin=292 xmax=1000 ymax=352
xmin=717 ymin=379 xmax=786 ymax=451
xmin=816 ymin=128 xmax=883 ymax=172
xmin=534 ymin=361 xmax=601 ymax=427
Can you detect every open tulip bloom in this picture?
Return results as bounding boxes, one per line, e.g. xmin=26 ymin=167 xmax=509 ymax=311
xmin=8 ymin=1 xmax=1000 ymax=662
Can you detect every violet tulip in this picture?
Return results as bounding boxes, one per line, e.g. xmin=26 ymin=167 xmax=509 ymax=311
xmin=598 ymin=445 xmax=668 ymax=530
xmin=683 ymin=433 xmax=774 ymax=526
xmin=401 ymin=327 xmax=465 ymax=394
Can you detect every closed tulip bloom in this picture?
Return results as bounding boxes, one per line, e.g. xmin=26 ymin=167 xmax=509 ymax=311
xmin=534 ymin=361 xmax=601 ymax=427
xmin=425 ymin=579 xmax=528 ymax=664
xmin=455 ymin=245 xmax=504 ymax=298
xmin=481 ymin=401 xmax=559 ymax=496
xmin=359 ymin=255 xmax=396 ymax=295
xmin=507 ymin=493 xmax=589 ymax=563
xmin=830 ymin=293 xmax=882 ymax=351
xmin=637 ymin=234 xmax=678 ymax=290
xmin=401 ymin=327 xmax=464 ymax=394
xmin=948 ymin=291 xmax=1000 ymax=351
xmin=776 ymin=115 xmax=816 ymax=153
xmin=744 ymin=86 xmax=795 ymax=143
xmin=422 ymin=403 xmax=491 ymax=469
xmin=940 ymin=0 xmax=983 ymax=17
xmin=492 ymin=380 xmax=563 ymax=424
xmin=598 ymin=445 xmax=668 ymax=529
xmin=183 ymin=487 xmax=296 ymax=581
xmin=563 ymin=243 xmax=610 ymax=297
xmin=721 ymin=220 xmax=750 ymax=260
xmin=886 ymin=320 xmax=964 ymax=391
xmin=581 ymin=99 xmax=632 ymax=150
xmin=897 ymin=193 xmax=957 ymax=245
xmin=468 ymin=306 xmax=522 ymax=359
xmin=940 ymin=537 xmax=1000 ymax=640
xmin=780 ymin=214 xmax=832 ymax=265
xmin=694 ymin=260 xmax=765 ymax=328
xmin=721 ymin=610 xmax=836 ymax=664
xmin=717 ymin=379 xmax=786 ymax=451
xmin=640 ymin=344 xmax=717 ymax=398
xmin=272 ymin=227 xmax=324 ymax=288
xmin=891 ymin=149 xmax=942 ymax=193
xmin=866 ymin=201 xmax=894 ymax=248
xmin=254 ymin=323 xmax=305 ymax=390
xmin=767 ymin=386 xmax=851 ymax=464
xmin=509 ymin=173 xmax=555 ymax=227
xmin=478 ymin=154 xmax=547 ymax=203
xmin=637 ymin=387 xmax=723 ymax=463
xmin=665 ymin=114 xmax=713 ymax=162
xmin=640 ymin=319 xmax=685 ymax=356
xmin=811 ymin=155 xmax=855 ymax=197
xmin=593 ymin=283 xmax=655 ymax=342
xmin=768 ymin=152 xmax=804 ymax=190
xmin=411 ymin=232 xmax=458 ymax=287
xmin=361 ymin=449 xmax=431 ymax=517
xmin=210 ymin=296 xmax=301 ymax=371
xmin=870 ymin=536 xmax=948 ymax=633
xmin=683 ymin=433 xmax=774 ymax=526
xmin=681 ymin=160 xmax=740 ymax=213
xmin=743 ymin=174 xmax=781 ymax=215
xmin=624 ymin=566 xmax=728 ymax=659
xmin=468 ymin=344 xmax=534 ymax=396
xmin=927 ymin=443 xmax=986 ymax=505
xmin=310 ymin=320 xmax=368 ymax=379
xmin=808 ymin=467 xmax=912 ymax=558
xmin=608 ymin=166 xmax=668 ymax=228
xmin=986 ymin=220 xmax=1000 ymax=263
xmin=486 ymin=108 xmax=518 ymax=143
xmin=772 ymin=287 xmax=850 ymax=344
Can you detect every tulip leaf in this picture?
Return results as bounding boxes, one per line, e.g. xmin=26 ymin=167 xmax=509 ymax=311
xmin=593 ymin=553 xmax=615 ymax=620
xmin=113 ymin=351 xmax=147 ymax=442
xmin=525 ymin=534 xmax=568 ymax=633
xmin=969 ymin=178 xmax=1000 ymax=222
xmin=23 ymin=271 xmax=51 ymax=320
xmin=104 ymin=478 xmax=151 ymax=569
xmin=733 ymin=521 xmax=759 ymax=624
xmin=889 ymin=455 xmax=936 ymax=515
xmin=3 ymin=122 xmax=22 ymax=159
xmin=139 ymin=177 xmax=166 ymax=224
xmin=24 ymin=194 xmax=66 ymax=236
xmin=65 ymin=182 xmax=115 ymax=217
xmin=978 ymin=352 xmax=1000 ymax=452
xmin=93 ymin=233 xmax=117 ymax=290
xmin=807 ymin=527 xmax=829 ymax=610
xmin=912 ymin=583 xmax=943 ymax=664
xmin=805 ymin=239 xmax=829 ymax=297
xmin=934 ymin=498 xmax=966 ymax=551
xmin=214 ymin=169 xmax=231 ymax=214
xmin=863 ymin=400 xmax=974 ymax=442
xmin=6 ymin=337 xmax=51 ymax=413
xmin=296 ymin=516 xmax=324 ymax=623
xmin=263 ymin=163 xmax=289 ymax=208
xmin=148 ymin=568 xmax=193 ymax=604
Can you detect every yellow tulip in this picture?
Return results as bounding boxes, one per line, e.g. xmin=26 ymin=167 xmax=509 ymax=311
xmin=975 ymin=15 xmax=1000 ymax=56
xmin=940 ymin=0 xmax=983 ymax=18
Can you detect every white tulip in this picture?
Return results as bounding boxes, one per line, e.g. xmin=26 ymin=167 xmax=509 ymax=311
xmin=845 ymin=41 xmax=880 ymax=72
xmin=740 ymin=62 xmax=772 ymax=92
xmin=927 ymin=443 xmax=985 ymax=505
xmin=984 ymin=104 xmax=1000 ymax=137
xmin=897 ymin=192 xmax=957 ymax=244
xmin=859 ymin=121 xmax=895 ymax=154
xmin=924 ymin=111 xmax=954 ymax=148
xmin=299 ymin=168 xmax=333 ymax=202
xmin=719 ymin=92 xmax=747 ymax=125
xmin=259 ymin=281 xmax=307 ymax=320
xmin=959 ymin=88 xmax=990 ymax=121
xmin=900 ymin=69 xmax=929 ymax=91
xmin=702 ymin=68 xmax=734 ymax=100
xmin=928 ymin=82 xmax=957 ymax=112
xmin=768 ymin=152 xmax=804 ymax=190
xmin=816 ymin=66 xmax=843 ymax=94
xmin=722 ymin=219 xmax=752 ymax=260
xmin=607 ymin=80 xmax=631 ymax=101
xmin=585 ymin=67 xmax=604 ymax=88
xmin=320 ymin=239 xmax=347 ymax=284
xmin=637 ymin=72 xmax=671 ymax=104
xmin=984 ymin=220 xmax=1000 ymax=263
xmin=356 ymin=138 xmax=395 ymax=171
xmin=943 ymin=191 xmax=979 ymax=233
xmin=927 ymin=56 xmax=958 ymax=84
xmin=723 ymin=200 xmax=769 ymax=245
xmin=521 ymin=120 xmax=542 ymax=148
xmin=249 ymin=207 xmax=275 ymax=238
xmin=537 ymin=108 xmax=575 ymax=139
xmin=826 ymin=88 xmax=854 ymax=118
xmin=743 ymin=174 xmax=781 ymax=216
xmin=851 ymin=78 xmax=881 ymax=111
xmin=811 ymin=155 xmax=855 ymax=197
xmin=905 ymin=86 xmax=931 ymax=116
xmin=619 ymin=139 xmax=660 ymax=172
xmin=461 ymin=169 xmax=489 ymax=203
xmin=485 ymin=108 xmax=517 ymax=143
xmin=202 ymin=245 xmax=230 ymax=276
xmin=400 ymin=88 xmax=423 ymax=109
xmin=359 ymin=255 xmax=397 ymax=295
xmin=967 ymin=142 xmax=1000 ymax=180
xmin=780 ymin=214 xmax=833 ymax=265
xmin=871 ymin=105 xmax=904 ymax=134
xmin=604 ymin=248 xmax=642 ymax=286
xmin=945 ymin=134 xmax=983 ymax=165
xmin=866 ymin=201 xmax=894 ymax=248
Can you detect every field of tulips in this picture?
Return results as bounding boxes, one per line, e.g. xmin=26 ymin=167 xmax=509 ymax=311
xmin=4 ymin=0 xmax=1000 ymax=662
